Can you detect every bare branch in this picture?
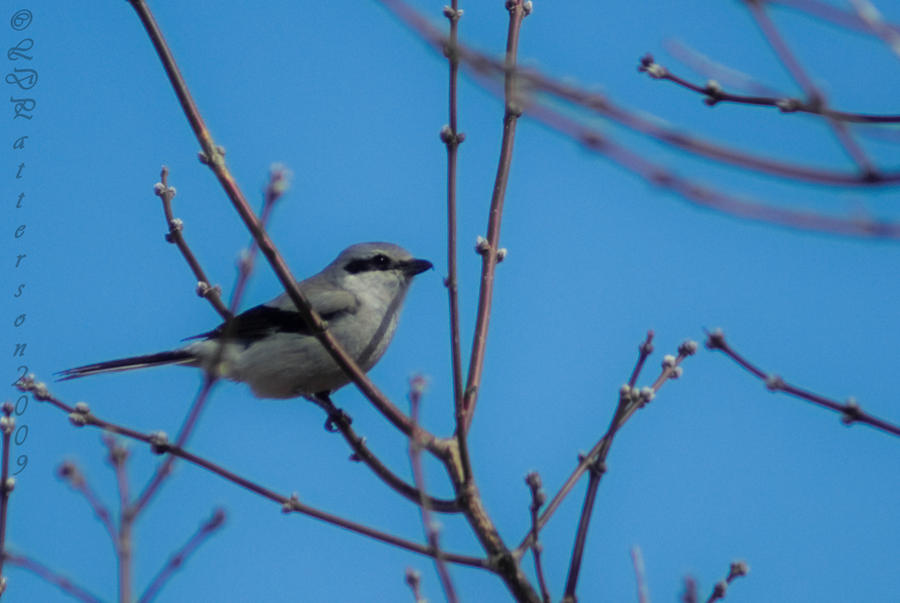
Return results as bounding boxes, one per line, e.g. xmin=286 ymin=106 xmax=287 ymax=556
xmin=767 ymin=0 xmax=900 ymax=37
xmin=629 ymin=331 xmax=655 ymax=388
xmin=525 ymin=472 xmax=551 ymax=603
xmin=522 ymin=101 xmax=900 ymax=239
xmin=743 ymin=0 xmax=876 ymax=175
xmin=850 ymin=0 xmax=900 ymax=59
xmin=378 ymin=0 xmax=900 ymax=187
xmin=103 ymin=436 xmax=132 ymax=603
xmin=519 ymin=339 xmax=698 ymax=554
xmin=408 ymin=376 xmax=458 ymax=603
xmin=3 ymin=551 xmax=103 ymax=603
xmin=631 ymin=546 xmax=651 ymax=603
xmin=138 ymin=508 xmax=226 ymax=603
xmin=405 ymin=568 xmax=426 ymax=603
xmin=705 ymin=560 xmax=750 ymax=603
xmin=442 ymin=0 xmax=473 ymax=488
xmin=14 ymin=377 xmax=487 ymax=569
xmin=55 ymin=461 xmax=117 ymax=555
xmin=0 ymin=403 xmax=14 ymax=594
xmin=155 ymin=166 xmax=231 ymax=320
xmin=706 ymin=330 xmax=900 ymax=438
xmin=307 ymin=394 xmax=459 ymax=513
xmin=638 ymin=54 xmax=900 ymax=123
xmin=462 ymin=0 xmax=530 ymax=433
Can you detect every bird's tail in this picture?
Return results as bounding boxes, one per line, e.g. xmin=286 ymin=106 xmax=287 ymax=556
xmin=56 ymin=350 xmax=195 ymax=381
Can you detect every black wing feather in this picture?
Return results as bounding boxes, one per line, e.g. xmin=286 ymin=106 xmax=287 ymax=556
xmin=185 ymin=304 xmax=346 ymax=343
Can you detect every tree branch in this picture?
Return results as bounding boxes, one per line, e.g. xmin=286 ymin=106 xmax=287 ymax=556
xmin=3 ymin=552 xmax=103 ymax=603
xmin=638 ymin=54 xmax=900 ymax=123
xmin=706 ymin=329 xmax=900 ymax=437
xmin=155 ymin=166 xmax=231 ymax=320
xmin=518 ymin=339 xmax=697 ymax=555
xmin=138 ymin=508 xmax=226 ymax=603
xmin=14 ymin=377 xmax=486 ymax=569
xmin=462 ymin=0 xmax=530 ymax=433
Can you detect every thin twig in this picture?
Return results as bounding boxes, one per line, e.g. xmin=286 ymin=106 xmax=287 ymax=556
xmin=127 ymin=374 xmax=217 ymax=519
xmin=3 ymin=552 xmax=103 ymax=603
xmin=0 ymin=403 xmax=14 ymax=594
xmin=55 ymin=461 xmax=117 ymax=548
xmin=768 ymin=0 xmax=900 ymax=37
xmin=629 ymin=331 xmax=655 ymax=388
xmin=138 ymin=508 xmax=226 ymax=603
xmin=705 ymin=560 xmax=749 ymax=603
xmin=228 ymin=164 xmax=290 ymax=313
xmin=563 ymin=341 xmax=695 ymax=600
xmin=638 ymin=54 xmax=900 ymax=123
xmin=405 ymin=568 xmax=426 ymax=603
xmin=307 ymin=394 xmax=459 ymax=513
xmin=462 ymin=0 xmax=530 ymax=433
xmin=743 ymin=0 xmax=876 ymax=175
xmin=441 ymin=0 xmax=473 ymax=487
xmin=14 ymin=377 xmax=487 ymax=569
xmin=408 ymin=376 xmax=458 ymax=603
xmin=525 ymin=472 xmax=551 ymax=603
xmin=104 ymin=436 xmax=132 ymax=603
xmin=706 ymin=329 xmax=900 ymax=437
xmin=850 ymin=0 xmax=900 ymax=59
xmin=155 ymin=166 xmax=231 ymax=320
xmin=631 ymin=546 xmax=651 ymax=603
xmin=519 ymin=340 xmax=698 ymax=555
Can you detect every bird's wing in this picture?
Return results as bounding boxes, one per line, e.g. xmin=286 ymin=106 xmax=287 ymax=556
xmin=186 ymin=288 xmax=358 ymax=342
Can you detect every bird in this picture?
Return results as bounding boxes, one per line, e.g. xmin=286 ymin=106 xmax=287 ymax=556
xmin=57 ymin=242 xmax=433 ymax=399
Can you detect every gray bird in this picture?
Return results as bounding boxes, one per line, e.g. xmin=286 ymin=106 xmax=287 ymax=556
xmin=58 ymin=242 xmax=432 ymax=399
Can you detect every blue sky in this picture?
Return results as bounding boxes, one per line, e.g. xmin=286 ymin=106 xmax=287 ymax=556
xmin=4 ymin=1 xmax=899 ymax=602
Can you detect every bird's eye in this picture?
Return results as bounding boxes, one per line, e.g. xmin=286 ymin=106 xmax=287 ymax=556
xmin=373 ymin=254 xmax=390 ymax=267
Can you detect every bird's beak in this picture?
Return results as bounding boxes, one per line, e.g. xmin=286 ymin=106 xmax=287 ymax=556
xmin=402 ymin=258 xmax=433 ymax=276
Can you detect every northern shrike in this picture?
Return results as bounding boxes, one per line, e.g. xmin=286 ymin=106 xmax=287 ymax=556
xmin=58 ymin=242 xmax=432 ymax=399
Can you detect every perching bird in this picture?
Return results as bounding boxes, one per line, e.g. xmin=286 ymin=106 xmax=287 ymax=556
xmin=57 ymin=242 xmax=432 ymax=399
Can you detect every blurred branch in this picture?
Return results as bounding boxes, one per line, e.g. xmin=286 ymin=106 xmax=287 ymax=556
xmin=14 ymin=377 xmax=486 ymax=569
xmin=3 ymin=552 xmax=103 ymax=603
xmin=744 ymin=0 xmax=876 ymax=175
xmin=663 ymin=38 xmax=783 ymax=97
xmin=104 ymin=436 xmax=132 ymax=603
xmin=462 ymin=0 xmax=530 ymax=433
xmin=0 ymin=403 xmax=13 ymax=596
xmin=631 ymin=546 xmax=651 ymax=603
xmin=138 ymin=508 xmax=226 ymax=603
xmin=227 ymin=163 xmax=291 ymax=313
xmin=524 ymin=101 xmax=900 ymax=238
xmin=408 ymin=376 xmax=458 ymax=603
xmin=155 ymin=166 xmax=231 ymax=320
xmin=519 ymin=339 xmax=698 ymax=556
xmin=706 ymin=330 xmax=900 ymax=438
xmin=768 ymin=0 xmax=900 ymax=37
xmin=850 ymin=0 xmax=900 ymax=59
xmin=638 ymin=54 xmax=900 ymax=123
xmin=405 ymin=568 xmax=426 ymax=603
xmin=55 ymin=461 xmax=117 ymax=548
xmin=705 ymin=560 xmax=749 ymax=603
xmin=379 ymin=0 xmax=900 ymax=187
